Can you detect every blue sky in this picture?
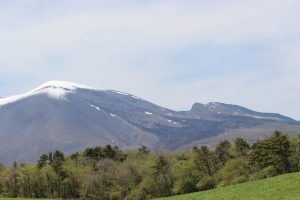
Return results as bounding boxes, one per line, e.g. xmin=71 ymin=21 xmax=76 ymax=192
xmin=0 ymin=0 xmax=300 ymax=119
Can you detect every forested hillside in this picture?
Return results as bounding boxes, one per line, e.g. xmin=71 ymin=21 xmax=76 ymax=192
xmin=0 ymin=131 xmax=300 ymax=199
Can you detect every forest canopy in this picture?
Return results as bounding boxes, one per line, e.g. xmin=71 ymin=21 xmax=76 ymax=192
xmin=0 ymin=131 xmax=300 ymax=200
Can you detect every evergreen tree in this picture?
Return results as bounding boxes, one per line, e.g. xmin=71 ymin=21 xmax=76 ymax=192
xmin=250 ymin=131 xmax=291 ymax=174
xmin=152 ymin=155 xmax=174 ymax=197
xmin=234 ymin=138 xmax=250 ymax=156
xmin=193 ymin=146 xmax=217 ymax=177
xmin=70 ymin=152 xmax=80 ymax=167
xmin=138 ymin=146 xmax=150 ymax=155
xmin=37 ymin=154 xmax=49 ymax=169
xmin=215 ymin=140 xmax=233 ymax=166
xmin=289 ymin=135 xmax=300 ymax=171
xmin=51 ymin=150 xmax=65 ymax=178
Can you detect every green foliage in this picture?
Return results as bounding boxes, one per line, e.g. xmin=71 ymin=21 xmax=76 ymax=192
xmin=138 ymin=146 xmax=150 ymax=155
xmin=152 ymin=155 xmax=174 ymax=197
xmin=218 ymin=158 xmax=250 ymax=186
xmin=172 ymin=159 xmax=200 ymax=194
xmin=196 ymin=175 xmax=216 ymax=191
xmin=193 ymin=146 xmax=217 ymax=177
xmin=289 ymin=134 xmax=300 ymax=171
xmin=234 ymin=138 xmax=250 ymax=157
xmin=215 ymin=140 xmax=233 ymax=166
xmin=84 ymin=145 xmax=127 ymax=162
xmin=37 ymin=154 xmax=48 ymax=169
xmin=1 ymin=132 xmax=300 ymax=199
xmin=251 ymin=166 xmax=277 ymax=180
xmin=250 ymin=131 xmax=291 ymax=174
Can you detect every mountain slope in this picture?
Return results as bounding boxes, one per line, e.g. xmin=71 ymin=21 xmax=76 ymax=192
xmin=0 ymin=81 xmax=299 ymax=164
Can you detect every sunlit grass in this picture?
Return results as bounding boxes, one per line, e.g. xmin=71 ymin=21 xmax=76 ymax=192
xmin=156 ymin=172 xmax=300 ymax=200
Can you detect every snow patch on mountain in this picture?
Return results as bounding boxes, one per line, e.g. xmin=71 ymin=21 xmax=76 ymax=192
xmin=0 ymin=93 xmax=30 ymax=106
xmin=0 ymin=80 xmax=96 ymax=106
xmin=88 ymin=103 xmax=102 ymax=111
xmin=112 ymin=91 xmax=129 ymax=96
xmin=31 ymin=80 xmax=96 ymax=92
xmin=131 ymin=95 xmax=141 ymax=100
xmin=110 ymin=113 xmax=117 ymax=117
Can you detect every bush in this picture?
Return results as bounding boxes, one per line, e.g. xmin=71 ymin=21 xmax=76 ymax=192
xmin=218 ymin=158 xmax=250 ymax=186
xmin=172 ymin=160 xmax=200 ymax=194
xmin=196 ymin=175 xmax=216 ymax=191
xmin=251 ymin=166 xmax=277 ymax=180
xmin=125 ymin=176 xmax=155 ymax=200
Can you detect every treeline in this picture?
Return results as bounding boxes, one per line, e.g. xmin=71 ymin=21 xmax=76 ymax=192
xmin=0 ymin=131 xmax=300 ymax=199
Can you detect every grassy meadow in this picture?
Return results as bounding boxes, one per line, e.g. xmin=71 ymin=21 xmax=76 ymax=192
xmin=156 ymin=172 xmax=300 ymax=200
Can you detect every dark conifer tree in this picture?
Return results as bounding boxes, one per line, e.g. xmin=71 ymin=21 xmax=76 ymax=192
xmin=234 ymin=138 xmax=250 ymax=156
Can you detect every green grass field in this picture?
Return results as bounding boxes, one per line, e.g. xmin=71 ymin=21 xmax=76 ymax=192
xmin=0 ymin=199 xmax=54 ymax=200
xmin=156 ymin=172 xmax=300 ymax=200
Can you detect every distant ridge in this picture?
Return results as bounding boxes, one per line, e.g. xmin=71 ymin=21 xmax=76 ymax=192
xmin=0 ymin=80 xmax=299 ymax=164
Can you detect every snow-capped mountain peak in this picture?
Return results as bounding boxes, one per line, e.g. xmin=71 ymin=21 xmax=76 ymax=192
xmin=0 ymin=81 xmax=299 ymax=164
xmin=0 ymin=80 xmax=96 ymax=106
xmin=31 ymin=80 xmax=96 ymax=93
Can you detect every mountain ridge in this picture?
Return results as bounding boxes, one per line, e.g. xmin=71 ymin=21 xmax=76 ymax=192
xmin=190 ymin=102 xmax=296 ymax=122
xmin=0 ymin=80 xmax=299 ymax=164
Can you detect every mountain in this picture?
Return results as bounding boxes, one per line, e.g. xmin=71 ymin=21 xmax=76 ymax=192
xmin=0 ymin=81 xmax=299 ymax=164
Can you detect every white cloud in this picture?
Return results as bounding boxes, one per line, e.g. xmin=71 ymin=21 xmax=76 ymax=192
xmin=0 ymin=0 xmax=299 ymax=119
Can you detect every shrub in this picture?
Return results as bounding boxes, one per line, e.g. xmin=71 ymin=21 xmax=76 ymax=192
xmin=251 ymin=166 xmax=277 ymax=180
xmin=218 ymin=158 xmax=250 ymax=186
xmin=196 ymin=175 xmax=216 ymax=191
xmin=172 ymin=160 xmax=200 ymax=194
